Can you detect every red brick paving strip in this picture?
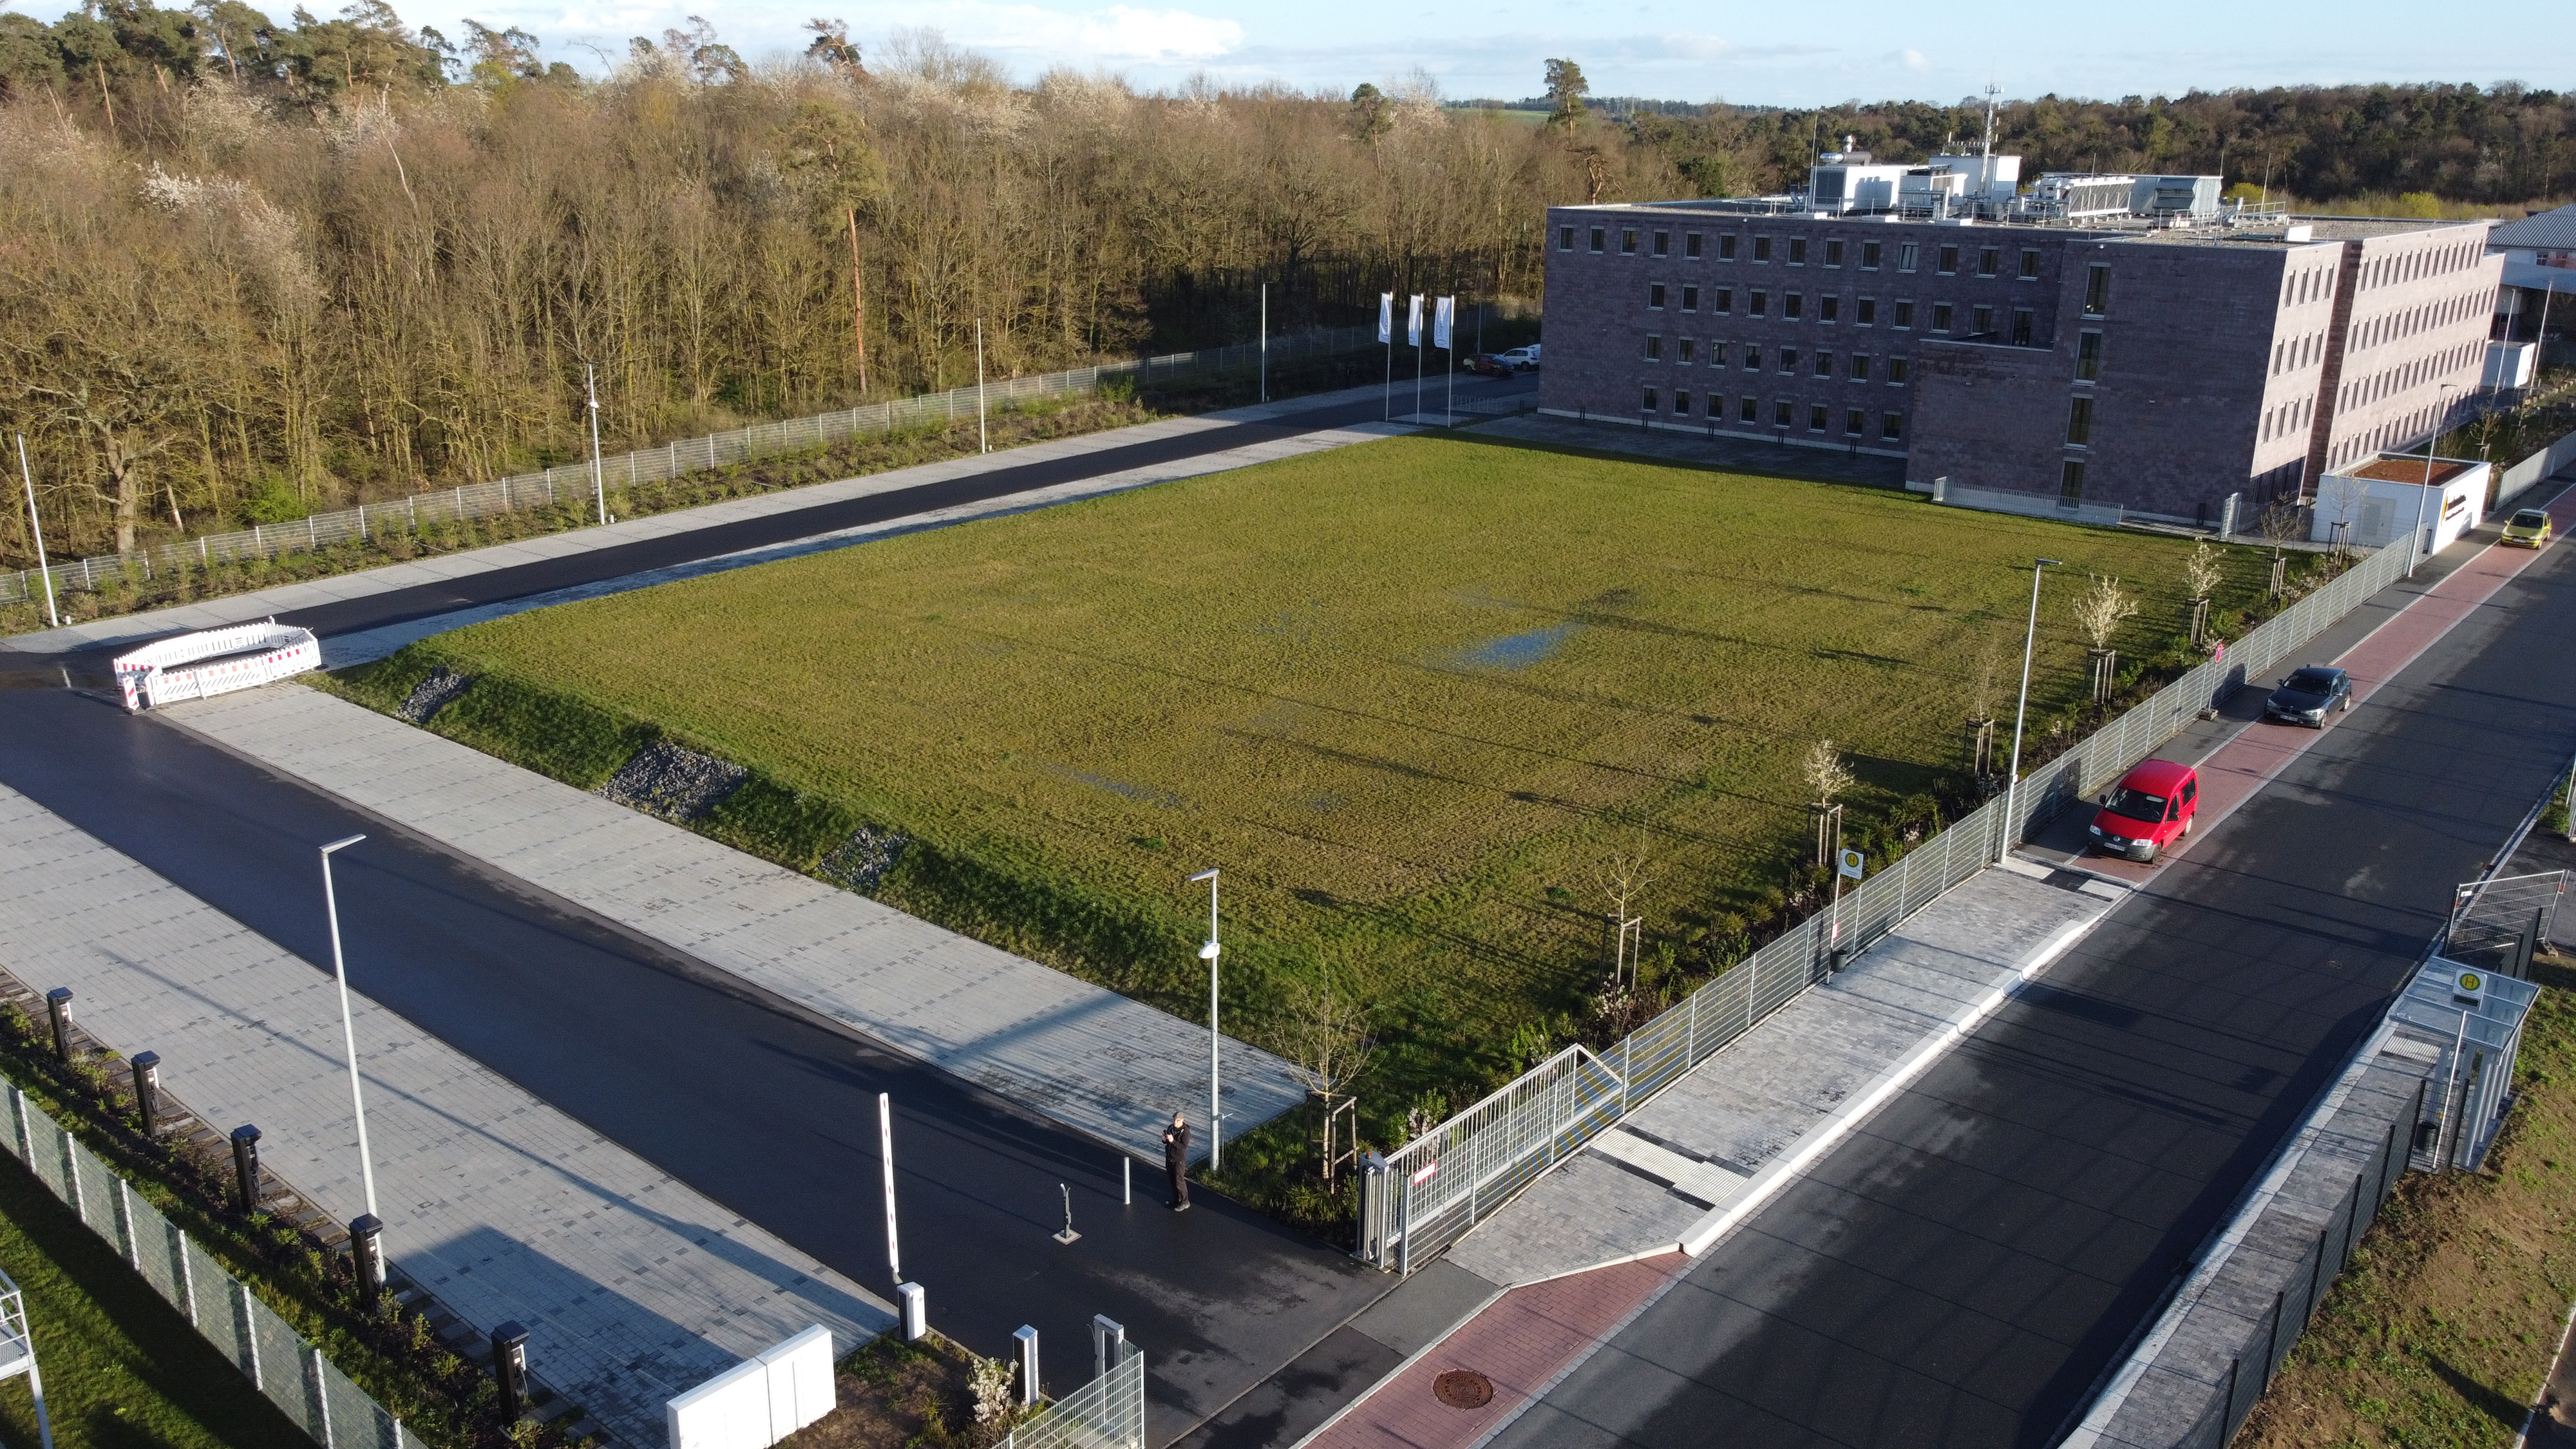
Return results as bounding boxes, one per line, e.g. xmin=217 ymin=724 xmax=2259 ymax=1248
xmin=2079 ymin=491 xmax=2576 ymax=889
xmin=1311 ymin=1253 xmax=1685 ymax=1449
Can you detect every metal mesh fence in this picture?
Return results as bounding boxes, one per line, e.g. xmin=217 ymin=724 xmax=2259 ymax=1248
xmin=1003 ymin=1342 xmax=1146 ymax=1449
xmin=0 ymin=1079 xmax=413 ymax=1446
xmin=2171 ymin=1082 xmax=2420 ymax=1448
xmin=3 ymin=325 xmax=1379 ymax=609
xmin=1359 ymin=539 xmax=2420 ymax=1270
xmin=2447 ymin=870 xmax=2566 ymax=974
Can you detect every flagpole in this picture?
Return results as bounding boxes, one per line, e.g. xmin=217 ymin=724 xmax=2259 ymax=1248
xmin=1381 ymin=292 xmax=1393 ymax=422
xmin=1444 ymin=296 xmax=1455 ymax=425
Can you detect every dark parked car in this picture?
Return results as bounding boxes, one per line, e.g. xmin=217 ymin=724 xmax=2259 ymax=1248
xmin=1464 ymin=353 xmax=1511 ymax=377
xmin=2265 ymin=665 xmax=2352 ymax=726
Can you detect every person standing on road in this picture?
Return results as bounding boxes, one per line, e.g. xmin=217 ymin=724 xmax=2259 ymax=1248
xmin=1163 ymin=1110 xmax=1191 ymax=1211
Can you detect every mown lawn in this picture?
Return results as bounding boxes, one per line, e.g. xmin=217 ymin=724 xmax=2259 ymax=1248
xmin=0 ymin=1149 xmax=303 ymax=1449
xmin=337 ymin=430 xmax=2258 ymax=1099
xmin=2240 ymin=951 xmax=2576 ymax=1448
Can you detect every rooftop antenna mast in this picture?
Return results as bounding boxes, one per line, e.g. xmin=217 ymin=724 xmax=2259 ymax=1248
xmin=1980 ymin=82 xmax=1999 ymax=160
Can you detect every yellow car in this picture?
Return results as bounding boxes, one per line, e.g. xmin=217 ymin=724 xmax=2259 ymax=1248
xmin=2502 ymin=508 xmax=2553 ymax=547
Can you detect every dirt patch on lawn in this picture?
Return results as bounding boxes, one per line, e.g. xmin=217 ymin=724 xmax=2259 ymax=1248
xmin=781 ymin=1332 xmax=1003 ymax=1449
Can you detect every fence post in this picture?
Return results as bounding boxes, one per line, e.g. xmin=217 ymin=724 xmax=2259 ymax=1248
xmin=236 ymin=1279 xmax=262 ymax=1388
xmin=311 ymin=1346 xmax=335 ymax=1449
xmin=175 ymin=1226 xmax=198 ymax=1326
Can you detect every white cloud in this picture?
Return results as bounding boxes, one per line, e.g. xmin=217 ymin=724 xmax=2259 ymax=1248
xmin=881 ymin=1 xmax=1244 ymax=64
xmin=1899 ymin=47 xmax=1931 ymax=72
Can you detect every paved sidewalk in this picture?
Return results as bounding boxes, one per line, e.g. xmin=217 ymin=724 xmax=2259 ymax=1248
xmin=1304 ymin=1255 xmax=1686 ymax=1449
xmin=0 ymin=782 xmax=888 ymax=1444
xmin=160 ymin=684 xmax=1308 ymax=1163
xmin=5 ymin=383 xmax=1423 ymax=659
xmin=1443 ymin=865 xmax=2117 ymax=1288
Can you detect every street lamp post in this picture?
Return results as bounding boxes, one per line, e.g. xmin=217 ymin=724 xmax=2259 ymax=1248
xmin=2000 ymin=560 xmax=2063 ymax=863
xmin=1187 ymin=867 xmax=1222 ymax=1171
xmin=318 ymin=835 xmax=378 ymax=1219
xmin=585 ymin=365 xmax=606 ymax=527
xmin=2410 ymin=383 xmax=2461 ymax=575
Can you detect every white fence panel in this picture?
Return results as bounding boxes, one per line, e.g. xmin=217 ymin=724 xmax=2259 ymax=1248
xmin=666 ymin=1324 xmax=838 ymax=1449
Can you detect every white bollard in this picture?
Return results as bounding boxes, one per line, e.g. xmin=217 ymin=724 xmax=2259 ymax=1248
xmin=1014 ymin=1325 xmax=1039 ymax=1406
xmin=897 ymin=1283 xmax=926 ymax=1342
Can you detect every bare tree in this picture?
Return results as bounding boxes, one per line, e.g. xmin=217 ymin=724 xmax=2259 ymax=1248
xmin=1804 ymin=739 xmax=1856 ymax=806
xmin=1277 ymin=976 xmax=1376 ymax=1105
xmin=2074 ymin=574 xmax=2138 ymax=651
xmin=1596 ymin=836 xmax=1654 ymax=990
xmin=2183 ymin=538 xmax=2224 ymax=601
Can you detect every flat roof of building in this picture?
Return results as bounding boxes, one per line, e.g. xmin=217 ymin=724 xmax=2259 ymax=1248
xmin=1558 ymin=202 xmax=2486 ymax=248
xmin=2349 ymin=456 xmax=2479 ymax=486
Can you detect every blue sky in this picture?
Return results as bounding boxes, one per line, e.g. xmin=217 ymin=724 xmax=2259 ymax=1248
xmin=28 ymin=0 xmax=2564 ymax=102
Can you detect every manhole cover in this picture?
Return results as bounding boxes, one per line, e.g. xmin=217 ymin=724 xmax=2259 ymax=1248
xmin=1432 ymin=1370 xmax=1494 ymax=1410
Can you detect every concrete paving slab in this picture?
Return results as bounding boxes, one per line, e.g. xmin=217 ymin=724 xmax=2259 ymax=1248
xmin=1445 ymin=866 xmax=2111 ymax=1288
xmin=0 ymin=782 xmax=887 ymax=1445
xmin=158 ymin=684 xmax=1307 ymax=1164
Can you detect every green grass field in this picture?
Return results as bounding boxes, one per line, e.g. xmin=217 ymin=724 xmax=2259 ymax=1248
xmin=339 ymin=430 xmax=2260 ymax=1099
xmin=0 ymin=1151 xmax=301 ymax=1449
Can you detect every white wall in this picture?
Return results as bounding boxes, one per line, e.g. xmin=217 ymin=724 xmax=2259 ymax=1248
xmin=667 ymin=1326 xmax=837 ymax=1449
xmin=2312 ymin=462 xmax=2491 ymax=554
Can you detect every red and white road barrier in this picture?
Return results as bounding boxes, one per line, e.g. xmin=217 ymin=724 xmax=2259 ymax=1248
xmin=111 ymin=618 xmax=321 ymax=712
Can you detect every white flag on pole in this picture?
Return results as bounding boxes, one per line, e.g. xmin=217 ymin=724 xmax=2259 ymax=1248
xmin=1433 ymin=296 xmax=1455 ymax=350
xmin=1406 ymin=294 xmax=1424 ymax=346
xmin=1378 ymin=292 xmax=1394 ymax=345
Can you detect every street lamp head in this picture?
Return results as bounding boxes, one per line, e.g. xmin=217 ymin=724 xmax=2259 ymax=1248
xmin=1186 ymin=868 xmax=1219 ymax=884
xmin=320 ymin=833 xmax=366 ymax=857
xmin=2035 ymin=558 xmax=2063 ymax=568
xmin=1198 ymin=941 xmax=1222 ymax=961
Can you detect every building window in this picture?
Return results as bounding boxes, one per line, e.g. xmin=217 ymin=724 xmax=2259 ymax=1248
xmin=1856 ymin=298 xmax=1877 ymax=326
xmin=1899 ymin=242 xmax=1919 ymax=272
xmin=1754 ymin=236 xmax=1773 ymax=262
xmin=1559 ymin=225 xmax=1575 ymax=251
xmin=1882 ymin=412 xmax=1904 ymax=440
xmin=2083 ymin=262 xmax=2111 ymax=316
xmin=1851 ymin=354 xmax=1871 ymax=381
xmin=1820 ymin=295 xmax=1841 ymax=323
xmin=1861 ymin=240 xmax=1882 ymax=269
xmin=1971 ymin=304 xmax=1994 ymax=336
xmin=1673 ymin=390 xmax=1692 ymax=415
xmin=1846 ymin=408 xmax=1866 ymax=436
xmin=1893 ymin=299 xmax=1915 ymax=328
xmin=1825 ymin=238 xmax=1845 ymax=267
xmin=1649 ymin=282 xmax=1667 ymax=309
xmin=2075 ymin=330 xmax=2103 ymax=381
xmin=1809 ymin=402 xmax=1830 ymax=431
xmin=2011 ymin=308 xmax=2034 ymax=346
xmin=1976 ymin=246 xmax=2000 ymax=278
xmin=1741 ymin=395 xmax=1759 ymax=422
xmin=2060 ymin=459 xmax=2086 ymax=506
xmin=1686 ymin=231 xmax=1703 ymax=259
xmin=1775 ymin=399 xmax=1795 ymax=426
xmin=1814 ymin=350 xmax=1835 ymax=377
xmin=2066 ymin=395 xmax=2094 ymax=446
xmin=1750 ymin=290 xmax=1769 ymax=317
xmin=1888 ymin=357 xmax=1909 ymax=384
xmin=1937 ymin=243 xmax=1960 ymax=275
xmin=1783 ymin=292 xmax=1803 ymax=319
xmin=1710 ymin=341 xmax=1730 ymax=366
xmin=1789 ymin=238 xmax=1808 ymax=265
xmin=1743 ymin=345 xmax=1762 ymax=370
xmin=1678 ymin=338 xmax=1696 ymax=365
xmin=1622 ymin=228 xmax=1639 ymax=254
xmin=1682 ymin=285 xmax=1700 ymax=312
xmin=1643 ymin=386 xmax=1659 ymax=412
xmin=1645 ymin=335 xmax=1662 ymax=361
xmin=1714 ymin=287 xmax=1734 ymax=314
xmin=1931 ymin=302 xmax=1955 ymax=332
xmin=1779 ymin=348 xmax=1799 ymax=373
xmin=1653 ymin=229 xmax=1670 ymax=258
xmin=1590 ymin=226 xmax=1606 ymax=253
xmin=1719 ymin=233 xmax=1739 ymax=260
xmin=2019 ymin=248 xmax=2041 ymax=279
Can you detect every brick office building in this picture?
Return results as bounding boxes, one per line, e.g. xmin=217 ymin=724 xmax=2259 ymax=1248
xmin=1539 ymin=182 xmax=2501 ymax=527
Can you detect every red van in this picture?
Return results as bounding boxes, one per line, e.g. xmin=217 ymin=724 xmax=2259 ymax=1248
xmin=2087 ymin=759 xmax=2199 ymax=863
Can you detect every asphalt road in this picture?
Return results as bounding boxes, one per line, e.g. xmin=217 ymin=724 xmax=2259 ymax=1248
xmin=1490 ymin=515 xmax=2576 ymax=1448
xmin=0 ymin=377 xmax=1540 ymax=1442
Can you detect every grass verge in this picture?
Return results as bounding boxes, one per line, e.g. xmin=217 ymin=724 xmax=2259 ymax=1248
xmin=2239 ymin=947 xmax=2576 ymax=1448
xmin=0 ymin=1146 xmax=305 ymax=1449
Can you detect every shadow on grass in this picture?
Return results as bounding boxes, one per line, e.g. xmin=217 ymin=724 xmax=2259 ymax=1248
xmin=2429 ymin=1352 xmax=2535 ymax=1435
xmin=0 ymin=1148 xmax=305 ymax=1449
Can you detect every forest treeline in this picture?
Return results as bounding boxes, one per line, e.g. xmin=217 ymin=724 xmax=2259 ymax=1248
xmin=0 ymin=6 xmax=1672 ymax=564
xmin=1593 ymin=84 xmax=2575 ymax=207
xmin=0 ymin=1 xmax=2564 ymax=569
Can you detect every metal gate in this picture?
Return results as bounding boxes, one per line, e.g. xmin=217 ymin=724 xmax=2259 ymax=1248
xmin=2447 ymin=871 xmax=2564 ymax=976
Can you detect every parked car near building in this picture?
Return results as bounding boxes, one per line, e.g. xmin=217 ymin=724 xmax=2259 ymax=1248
xmin=1496 ymin=345 xmax=1541 ymax=372
xmin=2264 ymin=666 xmax=2353 ymax=726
